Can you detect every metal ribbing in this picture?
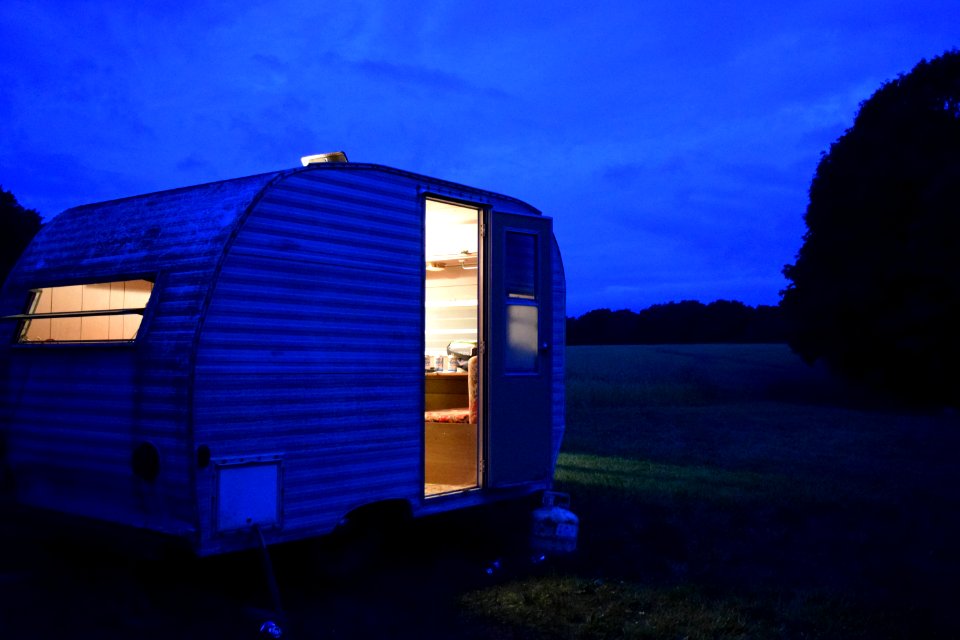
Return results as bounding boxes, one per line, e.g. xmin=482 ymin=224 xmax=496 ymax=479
xmin=0 ymin=173 xmax=278 ymax=536
xmin=193 ymin=169 xmax=426 ymax=553
xmin=192 ymin=167 xmax=553 ymax=554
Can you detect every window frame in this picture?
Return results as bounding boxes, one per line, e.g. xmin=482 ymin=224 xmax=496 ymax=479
xmin=502 ymin=228 xmax=541 ymax=375
xmin=6 ymin=274 xmax=158 ymax=347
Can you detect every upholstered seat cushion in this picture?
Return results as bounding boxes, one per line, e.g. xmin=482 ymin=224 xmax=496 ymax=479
xmin=424 ymin=356 xmax=479 ymax=424
xmin=423 ymin=407 xmax=471 ymax=423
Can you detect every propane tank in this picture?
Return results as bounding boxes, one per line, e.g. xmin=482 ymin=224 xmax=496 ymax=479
xmin=531 ymin=491 xmax=579 ymax=555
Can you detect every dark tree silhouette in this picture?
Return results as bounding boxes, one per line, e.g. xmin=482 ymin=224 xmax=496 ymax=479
xmin=782 ymin=50 xmax=960 ymax=403
xmin=566 ymin=300 xmax=786 ymax=345
xmin=0 ymin=187 xmax=42 ymax=287
xmin=567 ymin=308 xmax=640 ymax=345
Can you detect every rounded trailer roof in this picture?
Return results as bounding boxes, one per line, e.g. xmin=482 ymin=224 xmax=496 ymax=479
xmin=9 ymin=163 xmax=540 ymax=285
xmin=0 ymin=163 xmax=541 ymax=335
xmin=8 ymin=171 xmax=285 ymax=287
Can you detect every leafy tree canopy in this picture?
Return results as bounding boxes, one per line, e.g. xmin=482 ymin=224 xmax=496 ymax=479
xmin=0 ymin=187 xmax=42 ymax=287
xmin=782 ymin=50 xmax=960 ymax=404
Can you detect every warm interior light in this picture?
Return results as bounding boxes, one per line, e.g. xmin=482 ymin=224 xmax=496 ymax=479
xmin=15 ymin=279 xmax=154 ymax=343
xmin=425 ymin=201 xmax=478 ymax=260
xmin=424 ymin=199 xmax=481 ymax=356
xmin=425 ymin=299 xmax=478 ymax=308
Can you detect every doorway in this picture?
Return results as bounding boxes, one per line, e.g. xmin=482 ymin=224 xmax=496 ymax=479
xmin=423 ymin=199 xmax=482 ymax=497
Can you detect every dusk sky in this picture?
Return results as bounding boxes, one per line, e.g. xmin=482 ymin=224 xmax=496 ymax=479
xmin=1 ymin=1 xmax=956 ymax=315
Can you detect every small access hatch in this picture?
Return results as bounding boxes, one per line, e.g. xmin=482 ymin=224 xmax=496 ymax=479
xmin=215 ymin=458 xmax=283 ymax=532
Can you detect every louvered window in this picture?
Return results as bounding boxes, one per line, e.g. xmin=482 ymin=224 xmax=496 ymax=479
xmin=10 ymin=279 xmax=153 ymax=343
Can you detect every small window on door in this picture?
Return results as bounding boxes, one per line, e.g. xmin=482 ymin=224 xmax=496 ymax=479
xmin=505 ymin=232 xmax=536 ymax=300
xmin=505 ymin=231 xmax=538 ymax=372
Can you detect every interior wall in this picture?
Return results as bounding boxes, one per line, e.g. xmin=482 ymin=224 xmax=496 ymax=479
xmin=425 ymin=268 xmax=478 ymax=354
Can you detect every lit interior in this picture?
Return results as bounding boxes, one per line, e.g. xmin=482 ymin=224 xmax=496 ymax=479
xmin=425 ymin=200 xmax=478 ymax=260
xmin=18 ymin=279 xmax=153 ymax=343
xmin=424 ymin=201 xmax=479 ymax=356
xmin=424 ymin=200 xmax=480 ymax=497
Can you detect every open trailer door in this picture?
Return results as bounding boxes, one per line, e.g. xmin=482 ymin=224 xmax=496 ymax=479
xmin=486 ymin=211 xmax=554 ymax=487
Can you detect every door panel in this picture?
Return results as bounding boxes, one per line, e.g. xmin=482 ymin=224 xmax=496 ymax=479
xmin=486 ymin=212 xmax=553 ymax=487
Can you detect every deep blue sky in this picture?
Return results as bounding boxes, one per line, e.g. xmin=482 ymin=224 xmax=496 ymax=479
xmin=1 ymin=1 xmax=956 ymax=315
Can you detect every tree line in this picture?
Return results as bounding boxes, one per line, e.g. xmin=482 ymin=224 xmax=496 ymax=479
xmin=567 ymin=300 xmax=787 ymax=345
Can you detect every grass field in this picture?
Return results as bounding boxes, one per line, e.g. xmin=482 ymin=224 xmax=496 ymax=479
xmin=2 ymin=344 xmax=959 ymax=638
xmin=463 ymin=344 xmax=960 ymax=639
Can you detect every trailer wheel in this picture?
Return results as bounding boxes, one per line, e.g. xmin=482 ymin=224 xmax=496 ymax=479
xmin=325 ymin=501 xmax=412 ymax=580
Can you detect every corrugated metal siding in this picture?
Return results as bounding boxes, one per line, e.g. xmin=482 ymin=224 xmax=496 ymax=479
xmin=551 ymin=238 xmax=566 ymax=472
xmin=193 ymin=165 xmax=552 ymax=553
xmin=193 ymin=167 xmax=426 ymax=553
xmin=0 ymin=173 xmax=280 ymax=536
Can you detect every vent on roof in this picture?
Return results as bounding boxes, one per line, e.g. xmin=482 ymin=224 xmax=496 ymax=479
xmin=301 ymin=151 xmax=349 ymax=166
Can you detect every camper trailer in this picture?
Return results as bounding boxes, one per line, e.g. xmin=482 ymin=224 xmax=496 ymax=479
xmin=0 ymin=158 xmax=565 ymax=556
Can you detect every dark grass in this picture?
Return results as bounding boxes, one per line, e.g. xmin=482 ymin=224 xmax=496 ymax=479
xmin=3 ymin=344 xmax=960 ymax=638
xmin=463 ymin=345 xmax=960 ymax=639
